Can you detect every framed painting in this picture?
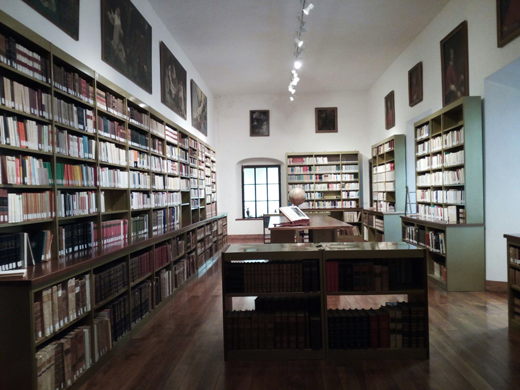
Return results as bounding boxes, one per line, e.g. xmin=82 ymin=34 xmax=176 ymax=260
xmin=160 ymin=42 xmax=187 ymax=120
xmin=440 ymin=21 xmax=469 ymax=107
xmin=250 ymin=110 xmax=269 ymax=137
xmin=191 ymin=80 xmax=207 ymax=136
xmin=101 ymin=0 xmax=152 ymax=93
xmin=22 ymin=0 xmax=80 ymax=40
xmin=497 ymin=0 xmax=520 ymax=47
xmin=315 ymin=107 xmax=338 ymax=133
xmin=385 ymin=91 xmax=395 ymax=130
xmin=408 ymin=62 xmax=423 ymax=107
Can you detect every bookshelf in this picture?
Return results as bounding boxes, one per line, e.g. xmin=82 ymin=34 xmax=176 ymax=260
xmin=0 ymin=11 xmax=224 ymax=390
xmin=0 ymin=214 xmax=228 ymax=390
xmin=364 ymin=134 xmax=406 ymax=242
xmin=222 ymin=243 xmax=325 ymax=360
xmin=322 ymin=242 xmax=429 ymax=359
xmin=505 ymin=234 xmax=520 ymax=329
xmin=401 ymin=97 xmax=484 ymax=292
xmin=286 ymin=151 xmax=363 ymax=236
xmin=221 ymin=242 xmax=429 ymax=360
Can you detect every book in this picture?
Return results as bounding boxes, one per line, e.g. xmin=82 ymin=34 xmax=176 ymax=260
xmin=277 ymin=206 xmax=310 ymax=226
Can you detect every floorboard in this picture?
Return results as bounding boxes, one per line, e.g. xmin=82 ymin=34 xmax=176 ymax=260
xmin=80 ymin=249 xmax=518 ymax=390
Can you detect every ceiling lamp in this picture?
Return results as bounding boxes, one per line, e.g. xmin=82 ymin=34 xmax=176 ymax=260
xmin=303 ymin=3 xmax=314 ymax=15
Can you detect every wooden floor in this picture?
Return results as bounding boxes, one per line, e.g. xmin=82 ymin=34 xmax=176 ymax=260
xmin=80 ymin=254 xmax=520 ymax=390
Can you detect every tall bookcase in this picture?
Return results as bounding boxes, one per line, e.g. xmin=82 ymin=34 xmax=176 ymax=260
xmin=222 ymin=242 xmax=429 ymax=360
xmin=505 ymin=234 xmax=520 ymax=329
xmin=286 ymin=151 xmax=363 ymax=235
xmin=364 ymin=134 xmax=406 ymax=242
xmin=0 ymin=11 xmax=223 ymax=390
xmin=401 ymin=97 xmax=484 ymax=292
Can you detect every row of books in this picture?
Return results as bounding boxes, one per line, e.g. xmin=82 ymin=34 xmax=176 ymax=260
xmin=53 ymin=97 xmax=95 ymax=133
xmin=128 ymin=149 xmax=149 ymax=169
xmin=373 ymin=139 xmax=394 ymax=156
xmin=432 ymin=261 xmax=447 ymax=282
xmin=342 ymin=191 xmax=359 ymax=199
xmin=151 ymin=137 xmax=164 ymax=155
xmin=94 ymin=262 xmax=127 ymax=305
xmin=99 ymin=141 xmax=126 ymax=166
xmin=96 ymin=89 xmax=126 ymax=119
xmin=155 ymin=269 xmax=173 ymax=305
xmin=509 ymin=246 xmax=520 ymax=265
xmin=328 ymin=302 xmax=427 ymax=350
xmin=415 ymin=123 xmax=429 ymax=140
xmin=165 ymin=126 xmax=178 ymax=144
xmin=56 ymin=162 xmax=96 ymax=187
xmin=36 ymin=326 xmax=91 ymax=390
xmin=0 ymin=231 xmax=52 ymax=272
xmin=132 ymin=281 xmax=152 ymax=324
xmin=418 ymin=189 xmax=465 ymax=205
xmin=97 ymin=115 xmax=126 ymax=143
xmin=131 ymin=215 xmax=148 ymax=243
xmin=225 ymin=296 xmax=322 ymax=351
xmin=0 ymin=33 xmax=51 ymax=82
xmin=103 ymin=295 xmax=131 ymax=344
xmin=152 ymin=209 xmax=168 ymax=236
xmin=53 ymin=63 xmax=95 ymax=104
xmin=343 ymin=211 xmax=360 ymax=223
xmin=129 ymin=128 xmax=149 ymax=150
xmin=1 ymin=190 xmax=54 ymax=223
xmin=325 ymin=259 xmax=420 ymax=293
xmin=1 ymin=76 xmax=52 ymax=119
xmin=225 ymin=260 xmax=320 ymax=293
xmin=130 ymin=250 xmax=153 ymax=283
xmin=128 ymin=106 xmax=149 ymax=129
xmin=306 ymin=200 xmax=357 ymax=209
xmin=443 ymin=127 xmax=464 ymax=148
xmin=417 ymin=170 xmax=465 ymax=186
xmin=102 ymin=219 xmax=128 ymax=250
xmin=150 ymin=118 xmax=165 ymax=139
xmin=0 ymin=114 xmax=53 ymax=152
xmin=0 ymin=154 xmax=53 ymax=185
xmin=417 ymin=204 xmax=465 ymax=223
xmin=58 ymin=222 xmax=97 ymax=256
xmin=155 ymin=243 xmax=172 ymax=269
xmin=56 ymin=129 xmax=96 ymax=160
xmin=403 ymin=225 xmax=446 ymax=254
xmin=34 ymin=274 xmax=91 ymax=340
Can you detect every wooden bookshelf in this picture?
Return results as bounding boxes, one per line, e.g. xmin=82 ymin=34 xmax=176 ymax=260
xmin=363 ymin=135 xmax=406 ymax=242
xmin=286 ymin=151 xmax=363 ymax=226
xmin=222 ymin=242 xmax=429 ymax=360
xmin=401 ymin=97 xmax=484 ymax=292
xmin=0 ymin=11 xmax=223 ymax=390
xmin=505 ymin=234 xmax=520 ymax=329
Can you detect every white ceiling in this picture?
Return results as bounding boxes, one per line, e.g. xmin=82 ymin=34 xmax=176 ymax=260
xmin=149 ymin=0 xmax=449 ymax=95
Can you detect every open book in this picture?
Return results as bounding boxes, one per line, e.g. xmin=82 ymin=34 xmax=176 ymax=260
xmin=276 ymin=206 xmax=310 ymax=226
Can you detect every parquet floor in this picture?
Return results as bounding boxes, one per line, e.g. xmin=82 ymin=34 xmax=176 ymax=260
xmin=80 ymin=250 xmax=520 ymax=390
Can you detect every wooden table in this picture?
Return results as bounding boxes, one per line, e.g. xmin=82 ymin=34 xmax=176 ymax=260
xmin=268 ymin=214 xmax=353 ymax=243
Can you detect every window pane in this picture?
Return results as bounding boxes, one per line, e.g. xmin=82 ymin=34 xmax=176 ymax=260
xmin=243 ymin=168 xmax=255 ymax=184
xmin=268 ymin=184 xmax=279 ymax=200
xmin=268 ymin=201 xmax=280 ymax=214
xmin=257 ymin=201 xmax=268 ymax=217
xmin=256 ymin=184 xmax=267 ymax=201
xmin=256 ymin=167 xmax=267 ymax=184
xmin=268 ymin=167 xmax=279 ymax=184
xmin=244 ymin=184 xmax=255 ymax=201
xmin=244 ymin=201 xmax=256 ymax=218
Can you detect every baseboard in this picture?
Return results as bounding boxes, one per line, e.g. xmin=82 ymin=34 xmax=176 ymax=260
xmin=485 ymin=280 xmax=507 ymax=293
xmin=227 ymin=234 xmax=264 ymax=243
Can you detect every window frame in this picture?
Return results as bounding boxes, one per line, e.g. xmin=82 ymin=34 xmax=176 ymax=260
xmin=241 ymin=164 xmax=282 ymax=219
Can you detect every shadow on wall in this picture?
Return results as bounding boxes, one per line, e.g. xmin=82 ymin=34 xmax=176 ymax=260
xmin=235 ymin=157 xmax=285 ymax=218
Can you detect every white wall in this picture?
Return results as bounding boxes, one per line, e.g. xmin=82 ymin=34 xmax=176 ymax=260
xmin=366 ymin=0 xmax=520 ymax=282
xmin=484 ymin=59 xmax=520 ymax=282
xmin=0 ymin=0 xmax=216 ymax=146
xmin=216 ymin=92 xmax=369 ymax=235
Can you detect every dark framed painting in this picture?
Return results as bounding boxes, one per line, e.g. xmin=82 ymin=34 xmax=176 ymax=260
xmin=408 ymin=62 xmax=423 ymax=107
xmin=440 ymin=21 xmax=469 ymax=107
xmin=250 ymin=110 xmax=269 ymax=137
xmin=315 ymin=107 xmax=338 ymax=133
xmin=385 ymin=91 xmax=395 ymax=130
xmin=191 ymin=80 xmax=207 ymax=136
xmin=101 ymin=0 xmax=152 ymax=93
xmin=22 ymin=0 xmax=80 ymax=40
xmin=497 ymin=0 xmax=520 ymax=47
xmin=160 ymin=42 xmax=187 ymax=120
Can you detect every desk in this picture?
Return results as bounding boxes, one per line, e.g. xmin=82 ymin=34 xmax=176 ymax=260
xmin=268 ymin=214 xmax=353 ymax=243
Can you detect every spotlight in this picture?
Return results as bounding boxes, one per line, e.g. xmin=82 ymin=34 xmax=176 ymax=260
xmin=303 ymin=3 xmax=314 ymax=15
xmin=290 ymin=97 xmax=294 ymax=101
xmin=294 ymin=60 xmax=302 ymax=70
xmin=294 ymin=37 xmax=304 ymax=47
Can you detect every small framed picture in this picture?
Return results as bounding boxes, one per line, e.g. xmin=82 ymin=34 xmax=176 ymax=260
xmin=441 ymin=21 xmax=469 ymax=107
xmin=315 ymin=107 xmax=338 ymax=133
xmin=497 ymin=0 xmax=520 ymax=47
xmin=385 ymin=91 xmax=395 ymax=130
xmin=250 ymin=110 xmax=270 ymax=137
xmin=408 ymin=62 xmax=423 ymax=107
